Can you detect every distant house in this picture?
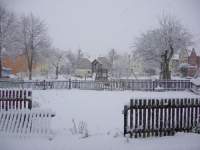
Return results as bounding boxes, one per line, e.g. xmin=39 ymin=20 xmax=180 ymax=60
xmin=187 ymin=48 xmax=200 ymax=76
xmin=3 ymin=54 xmax=26 ymax=74
xmin=170 ymin=54 xmax=180 ymax=75
xmin=179 ymin=49 xmax=189 ymax=64
xmin=92 ymin=57 xmax=110 ymax=81
xmin=171 ymin=48 xmax=200 ymax=77
xmin=75 ymin=58 xmax=92 ymax=78
xmin=3 ymin=53 xmax=38 ymax=76
xmin=2 ymin=67 xmax=12 ymax=78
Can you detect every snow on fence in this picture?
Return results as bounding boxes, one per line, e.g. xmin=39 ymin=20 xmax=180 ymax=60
xmin=0 ymin=89 xmax=55 ymax=138
xmin=0 ymin=89 xmax=32 ymax=110
xmin=0 ymin=89 xmax=32 ymax=99
xmin=0 ymin=79 xmax=192 ymax=91
xmin=123 ymin=98 xmax=200 ymax=138
xmin=0 ymin=109 xmax=55 ymax=137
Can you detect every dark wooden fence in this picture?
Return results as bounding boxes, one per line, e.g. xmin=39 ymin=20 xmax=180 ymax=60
xmin=0 ymin=89 xmax=32 ymax=110
xmin=123 ymin=98 xmax=200 ymax=138
xmin=0 ymin=79 xmax=192 ymax=91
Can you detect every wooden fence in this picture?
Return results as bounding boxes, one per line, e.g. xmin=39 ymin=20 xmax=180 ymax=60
xmin=0 ymin=109 xmax=55 ymax=137
xmin=0 ymin=89 xmax=32 ymax=110
xmin=123 ymin=98 xmax=200 ymax=138
xmin=0 ymin=89 xmax=55 ymax=138
xmin=0 ymin=79 xmax=192 ymax=91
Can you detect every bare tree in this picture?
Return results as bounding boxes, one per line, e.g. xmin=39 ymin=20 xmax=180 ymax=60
xmin=76 ymin=49 xmax=84 ymax=69
xmin=65 ymin=49 xmax=84 ymax=75
xmin=66 ymin=50 xmax=77 ymax=74
xmin=50 ymin=49 xmax=66 ymax=79
xmin=17 ymin=14 xmax=50 ymax=80
xmin=134 ymin=15 xmax=192 ymax=79
xmin=107 ymin=49 xmax=118 ymax=77
xmin=0 ymin=3 xmax=17 ymax=78
xmin=108 ymin=53 xmax=129 ymax=79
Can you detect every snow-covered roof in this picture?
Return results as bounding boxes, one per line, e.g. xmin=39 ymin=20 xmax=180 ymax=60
xmin=76 ymin=58 xmax=91 ymax=69
xmin=92 ymin=57 xmax=111 ymax=69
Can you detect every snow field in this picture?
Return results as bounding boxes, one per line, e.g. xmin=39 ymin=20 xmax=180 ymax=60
xmin=1 ymin=89 xmax=200 ymax=150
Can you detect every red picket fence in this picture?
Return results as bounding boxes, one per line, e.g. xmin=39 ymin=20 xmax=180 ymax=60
xmin=123 ymin=98 xmax=200 ymax=138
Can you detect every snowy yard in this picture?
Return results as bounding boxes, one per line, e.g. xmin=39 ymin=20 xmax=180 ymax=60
xmin=1 ymin=90 xmax=200 ymax=150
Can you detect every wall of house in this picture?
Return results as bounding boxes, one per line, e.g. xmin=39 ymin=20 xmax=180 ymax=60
xmin=179 ymin=49 xmax=189 ymax=64
xmin=188 ymin=51 xmax=197 ymax=66
xmin=75 ymin=69 xmax=92 ymax=78
xmin=3 ymin=54 xmax=38 ymax=75
xmin=171 ymin=49 xmax=200 ymax=77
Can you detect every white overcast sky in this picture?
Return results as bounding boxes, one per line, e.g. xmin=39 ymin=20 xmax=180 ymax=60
xmin=4 ymin=0 xmax=200 ymax=56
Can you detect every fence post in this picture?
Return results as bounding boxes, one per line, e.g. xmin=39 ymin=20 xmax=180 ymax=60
xmin=69 ymin=79 xmax=71 ymax=89
xmin=171 ymin=99 xmax=175 ymax=135
xmin=167 ymin=99 xmax=171 ymax=135
xmin=124 ymin=105 xmax=128 ymax=136
xmin=159 ymin=99 xmax=163 ymax=137
xmin=28 ymin=99 xmax=32 ymax=109
xmin=43 ymin=80 xmax=46 ymax=90
xmin=153 ymin=80 xmax=155 ymax=91
xmin=135 ymin=99 xmax=138 ymax=138
xmin=143 ymin=99 xmax=147 ymax=138
xmin=130 ymin=99 xmax=133 ymax=138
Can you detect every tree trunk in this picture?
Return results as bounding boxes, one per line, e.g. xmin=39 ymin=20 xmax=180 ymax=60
xmin=163 ymin=61 xmax=171 ymax=80
xmin=28 ymin=70 xmax=32 ymax=80
xmin=56 ymin=65 xmax=58 ymax=79
xmin=166 ymin=61 xmax=171 ymax=79
xmin=160 ymin=50 xmax=171 ymax=80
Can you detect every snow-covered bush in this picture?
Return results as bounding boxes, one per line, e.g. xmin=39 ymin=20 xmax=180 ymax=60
xmin=178 ymin=63 xmax=189 ymax=77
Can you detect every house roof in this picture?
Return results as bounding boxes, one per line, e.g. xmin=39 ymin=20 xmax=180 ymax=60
xmin=182 ymin=48 xmax=200 ymax=56
xmin=77 ymin=58 xmax=91 ymax=70
xmin=172 ymin=48 xmax=200 ymax=60
xmin=189 ymin=48 xmax=197 ymax=57
xmin=92 ymin=57 xmax=111 ymax=69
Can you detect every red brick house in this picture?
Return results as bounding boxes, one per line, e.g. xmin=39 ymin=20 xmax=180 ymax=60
xmin=171 ymin=48 xmax=200 ymax=77
xmin=187 ymin=48 xmax=200 ymax=76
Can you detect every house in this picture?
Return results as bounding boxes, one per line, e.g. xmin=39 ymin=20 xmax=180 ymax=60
xmin=170 ymin=54 xmax=180 ymax=75
xmin=75 ymin=58 xmax=92 ymax=78
xmin=171 ymin=48 xmax=200 ymax=77
xmin=179 ymin=49 xmax=189 ymax=64
xmin=92 ymin=57 xmax=110 ymax=81
xmin=2 ymin=67 xmax=12 ymax=78
xmin=3 ymin=54 xmax=26 ymax=74
xmin=2 ymin=53 xmax=38 ymax=76
xmin=187 ymin=48 xmax=200 ymax=76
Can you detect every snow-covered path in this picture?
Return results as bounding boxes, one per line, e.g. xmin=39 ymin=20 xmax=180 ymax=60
xmin=1 ymin=90 xmax=200 ymax=150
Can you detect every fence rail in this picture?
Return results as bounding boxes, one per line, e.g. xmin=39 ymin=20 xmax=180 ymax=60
xmin=123 ymin=98 xmax=200 ymax=138
xmin=0 ymin=79 xmax=192 ymax=91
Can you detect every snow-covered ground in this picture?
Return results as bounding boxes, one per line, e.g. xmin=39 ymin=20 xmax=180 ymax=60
xmin=1 ymin=90 xmax=200 ymax=150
